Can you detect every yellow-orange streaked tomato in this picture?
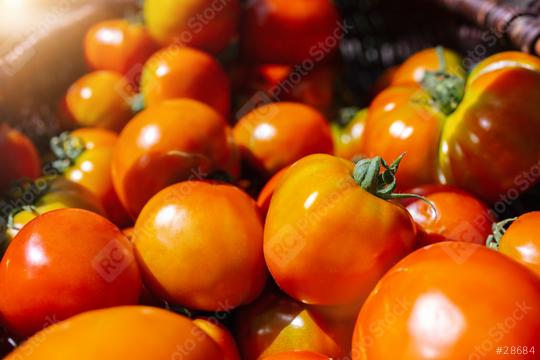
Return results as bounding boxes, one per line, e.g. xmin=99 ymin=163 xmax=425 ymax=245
xmin=262 ymin=351 xmax=332 ymax=360
xmin=193 ymin=318 xmax=241 ymax=360
xmin=332 ymin=108 xmax=368 ymax=161
xmin=467 ymin=51 xmax=540 ymax=85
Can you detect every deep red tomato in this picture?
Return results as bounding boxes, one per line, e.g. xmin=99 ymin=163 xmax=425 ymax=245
xmin=352 ymin=242 xmax=540 ymax=359
xmin=241 ymin=0 xmax=341 ymax=64
xmin=112 ymin=99 xmax=238 ymax=218
xmin=332 ymin=108 xmax=368 ymax=161
xmin=5 ymin=306 xmax=224 ymax=359
xmin=193 ymin=318 xmax=241 ymax=360
xmin=133 ymin=181 xmax=266 ymax=311
xmin=0 ymin=124 xmax=40 ymax=193
xmin=84 ymin=19 xmax=157 ymax=81
xmin=141 ymin=46 xmax=231 ymax=117
xmin=264 ymin=154 xmax=416 ymax=305
xmin=406 ymin=187 xmax=494 ymax=247
xmin=144 ymin=0 xmax=240 ymax=53
xmin=0 ymin=208 xmax=141 ymax=338
xmin=233 ymin=102 xmax=333 ymax=177
xmin=262 ymin=351 xmax=332 ymax=360
xmin=257 ymin=166 xmax=289 ymax=218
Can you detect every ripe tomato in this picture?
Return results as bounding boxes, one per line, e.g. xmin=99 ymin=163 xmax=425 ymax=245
xmin=264 ymin=154 xmax=416 ymax=305
xmin=234 ymin=290 xmax=353 ymax=359
xmin=51 ymin=129 xmax=131 ymax=227
xmin=5 ymin=306 xmax=224 ymax=359
xmin=193 ymin=318 xmax=241 ymax=360
xmin=84 ymin=19 xmax=157 ymax=81
xmin=332 ymin=108 xmax=368 ymax=161
xmin=257 ymin=166 xmax=289 ymax=218
xmin=467 ymin=51 xmax=540 ymax=85
xmin=133 ymin=181 xmax=266 ymax=311
xmin=488 ymin=212 xmax=540 ymax=278
xmin=144 ymin=0 xmax=240 ymax=53
xmin=0 ymin=209 xmax=141 ymax=338
xmin=241 ymin=0 xmax=341 ymax=64
xmin=262 ymin=351 xmax=332 ymax=360
xmin=112 ymin=99 xmax=238 ymax=218
xmin=141 ymin=46 xmax=231 ymax=117
xmin=352 ymin=242 xmax=540 ymax=359
xmin=406 ymin=187 xmax=494 ymax=247
xmin=0 ymin=124 xmax=40 ymax=193
xmin=233 ymin=102 xmax=333 ymax=176
xmin=63 ymin=71 xmax=134 ymax=132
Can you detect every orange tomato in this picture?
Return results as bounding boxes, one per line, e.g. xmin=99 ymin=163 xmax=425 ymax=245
xmin=5 ymin=306 xmax=224 ymax=359
xmin=257 ymin=166 xmax=289 ymax=218
xmin=264 ymin=154 xmax=417 ymax=305
xmin=141 ymin=46 xmax=231 ymax=117
xmin=64 ymin=71 xmax=134 ymax=132
xmin=233 ymin=102 xmax=333 ymax=176
xmin=0 ymin=124 xmax=40 ymax=193
xmin=144 ymin=0 xmax=240 ymax=53
xmin=0 ymin=209 xmax=141 ymax=338
xmin=262 ymin=351 xmax=332 ymax=360
xmin=332 ymin=108 xmax=368 ymax=161
xmin=112 ymin=99 xmax=238 ymax=218
xmin=352 ymin=242 xmax=540 ymax=359
xmin=241 ymin=0 xmax=341 ymax=64
xmin=193 ymin=318 xmax=241 ymax=360
xmin=133 ymin=181 xmax=266 ymax=311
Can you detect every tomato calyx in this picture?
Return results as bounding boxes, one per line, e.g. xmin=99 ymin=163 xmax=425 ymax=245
xmin=50 ymin=132 xmax=86 ymax=174
xmin=421 ymin=46 xmax=465 ymax=116
xmin=486 ymin=217 xmax=517 ymax=250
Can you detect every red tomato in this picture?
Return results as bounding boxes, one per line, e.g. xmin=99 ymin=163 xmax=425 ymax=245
xmin=133 ymin=181 xmax=266 ymax=311
xmin=84 ymin=19 xmax=157 ymax=81
xmin=352 ymin=242 xmax=540 ymax=359
xmin=112 ymin=99 xmax=238 ymax=218
xmin=262 ymin=351 xmax=332 ymax=360
xmin=257 ymin=166 xmax=289 ymax=217
xmin=64 ymin=71 xmax=134 ymax=132
xmin=5 ymin=306 xmax=224 ymax=359
xmin=264 ymin=154 xmax=416 ymax=305
xmin=233 ymin=102 xmax=333 ymax=176
xmin=241 ymin=0 xmax=341 ymax=64
xmin=0 ymin=124 xmax=40 ymax=193
xmin=0 ymin=208 xmax=141 ymax=338
xmin=141 ymin=46 xmax=231 ymax=117
xmin=193 ymin=318 xmax=241 ymax=360
xmin=406 ymin=188 xmax=494 ymax=247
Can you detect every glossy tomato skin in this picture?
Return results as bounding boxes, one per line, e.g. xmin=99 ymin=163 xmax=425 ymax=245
xmin=0 ymin=209 xmax=141 ymax=338
xmin=241 ymin=0 xmax=341 ymax=64
xmin=257 ymin=166 xmax=289 ymax=218
xmin=264 ymin=154 xmax=417 ymax=305
xmin=498 ymin=212 xmax=540 ymax=278
xmin=233 ymin=102 xmax=333 ymax=176
xmin=262 ymin=351 xmax=332 ymax=360
xmin=5 ymin=306 xmax=223 ymax=360
xmin=352 ymin=242 xmax=540 ymax=360
xmin=112 ymin=99 xmax=238 ymax=218
xmin=0 ymin=124 xmax=40 ymax=193
xmin=406 ymin=188 xmax=494 ymax=247
xmin=439 ymin=53 xmax=540 ymax=203
xmin=144 ymin=0 xmax=240 ymax=53
xmin=133 ymin=181 xmax=266 ymax=311
xmin=64 ymin=71 xmax=133 ymax=132
xmin=141 ymin=46 xmax=231 ymax=117
xmin=193 ymin=318 xmax=241 ymax=360
xmin=332 ymin=108 xmax=368 ymax=161
xmin=63 ymin=128 xmax=131 ymax=227
xmin=84 ymin=19 xmax=157 ymax=79
xmin=234 ymin=290 xmax=353 ymax=359
xmin=467 ymin=51 xmax=540 ymax=85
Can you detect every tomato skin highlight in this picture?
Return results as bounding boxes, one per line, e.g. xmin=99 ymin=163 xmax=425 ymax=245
xmin=0 ymin=209 xmax=141 ymax=338
xmin=352 ymin=242 xmax=540 ymax=360
xmin=264 ymin=154 xmax=417 ymax=305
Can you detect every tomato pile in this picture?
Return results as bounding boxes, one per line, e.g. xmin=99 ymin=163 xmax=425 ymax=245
xmin=1 ymin=1 xmax=540 ymax=359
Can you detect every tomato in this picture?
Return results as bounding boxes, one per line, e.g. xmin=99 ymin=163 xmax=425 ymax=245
xmin=144 ymin=0 xmax=240 ymax=54
xmin=467 ymin=51 xmax=540 ymax=85
xmin=488 ymin=212 xmax=540 ymax=278
xmin=241 ymin=0 xmax=341 ymax=64
xmin=2 ymin=176 xmax=104 ymax=241
xmin=141 ymin=46 xmax=231 ymax=117
xmin=133 ymin=181 xmax=265 ymax=311
xmin=64 ymin=71 xmax=134 ymax=132
xmin=332 ymin=108 xmax=368 ymax=161
xmin=233 ymin=102 xmax=333 ymax=177
xmin=5 ymin=306 xmax=224 ymax=359
xmin=112 ymin=99 xmax=238 ymax=218
xmin=84 ymin=19 xmax=157 ymax=81
xmin=352 ymin=242 xmax=540 ymax=359
xmin=406 ymin=187 xmax=494 ymax=247
xmin=50 ymin=129 xmax=131 ymax=227
xmin=262 ymin=351 xmax=332 ymax=360
xmin=0 ymin=124 xmax=40 ymax=194
xmin=193 ymin=318 xmax=241 ymax=360
xmin=234 ymin=290 xmax=353 ymax=359
xmin=264 ymin=154 xmax=416 ymax=305
xmin=257 ymin=166 xmax=289 ymax=218
xmin=0 ymin=209 xmax=141 ymax=338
